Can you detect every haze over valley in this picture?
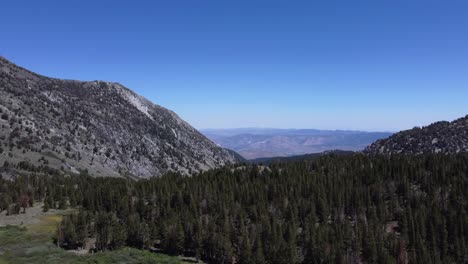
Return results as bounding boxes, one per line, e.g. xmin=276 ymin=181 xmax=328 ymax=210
xmin=202 ymin=128 xmax=392 ymax=159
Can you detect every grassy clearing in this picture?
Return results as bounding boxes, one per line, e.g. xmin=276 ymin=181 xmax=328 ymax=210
xmin=27 ymin=215 xmax=63 ymax=235
xmin=0 ymin=214 xmax=183 ymax=264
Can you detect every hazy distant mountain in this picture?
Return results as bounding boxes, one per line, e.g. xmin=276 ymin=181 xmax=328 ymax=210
xmin=202 ymin=128 xmax=392 ymax=159
xmin=0 ymin=57 xmax=240 ymax=178
xmin=365 ymin=115 xmax=468 ymax=155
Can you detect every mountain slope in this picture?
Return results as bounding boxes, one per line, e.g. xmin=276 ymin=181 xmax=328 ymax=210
xmin=202 ymin=128 xmax=392 ymax=159
xmin=365 ymin=115 xmax=468 ymax=154
xmin=0 ymin=57 xmax=239 ymax=178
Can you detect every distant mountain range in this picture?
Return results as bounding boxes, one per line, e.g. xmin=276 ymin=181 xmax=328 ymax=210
xmin=365 ymin=115 xmax=468 ymax=155
xmin=201 ymin=128 xmax=392 ymax=159
xmin=0 ymin=57 xmax=240 ymax=178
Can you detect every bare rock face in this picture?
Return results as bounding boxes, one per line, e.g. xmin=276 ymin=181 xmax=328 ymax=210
xmin=0 ymin=57 xmax=240 ymax=178
xmin=365 ymin=116 xmax=468 ymax=155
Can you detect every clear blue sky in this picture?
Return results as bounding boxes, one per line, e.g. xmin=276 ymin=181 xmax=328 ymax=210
xmin=1 ymin=1 xmax=467 ymax=131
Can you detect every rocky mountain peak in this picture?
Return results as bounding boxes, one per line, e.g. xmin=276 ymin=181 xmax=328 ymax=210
xmin=0 ymin=56 xmax=240 ymax=178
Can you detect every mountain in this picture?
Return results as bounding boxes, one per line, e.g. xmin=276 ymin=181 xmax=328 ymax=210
xmin=365 ymin=115 xmax=468 ymax=155
xmin=0 ymin=57 xmax=240 ymax=178
xmin=201 ymin=128 xmax=392 ymax=159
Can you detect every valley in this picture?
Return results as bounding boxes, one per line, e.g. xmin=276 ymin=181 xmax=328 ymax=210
xmin=1 ymin=57 xmax=467 ymax=264
xmin=1 ymin=5 xmax=468 ymax=262
xmin=202 ymin=128 xmax=392 ymax=159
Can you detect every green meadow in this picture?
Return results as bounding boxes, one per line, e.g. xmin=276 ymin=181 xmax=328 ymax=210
xmin=0 ymin=214 xmax=183 ymax=264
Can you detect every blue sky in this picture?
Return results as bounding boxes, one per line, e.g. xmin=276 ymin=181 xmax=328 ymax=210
xmin=1 ymin=0 xmax=467 ymax=131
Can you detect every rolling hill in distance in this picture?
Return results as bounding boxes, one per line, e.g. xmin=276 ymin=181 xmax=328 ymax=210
xmin=202 ymin=128 xmax=392 ymax=159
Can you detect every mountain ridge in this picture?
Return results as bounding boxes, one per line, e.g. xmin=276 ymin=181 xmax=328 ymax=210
xmin=0 ymin=56 xmax=240 ymax=178
xmin=365 ymin=115 xmax=468 ymax=155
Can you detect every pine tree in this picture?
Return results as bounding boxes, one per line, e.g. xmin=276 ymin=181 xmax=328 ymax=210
xmin=46 ymin=195 xmax=55 ymax=209
xmin=59 ymin=196 xmax=68 ymax=210
xmin=364 ymin=228 xmax=378 ymax=264
xmin=95 ymin=213 xmax=110 ymax=250
xmin=252 ymin=236 xmax=266 ymax=264
xmin=75 ymin=210 xmax=89 ymax=247
xmin=239 ymin=229 xmax=253 ymax=264
xmin=69 ymin=192 xmax=77 ymax=207
xmin=163 ymin=221 xmax=185 ymax=255
xmin=285 ymin=224 xmax=298 ymax=263
xmin=43 ymin=196 xmax=50 ymax=212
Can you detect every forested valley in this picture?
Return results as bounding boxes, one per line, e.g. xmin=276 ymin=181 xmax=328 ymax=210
xmin=1 ymin=154 xmax=467 ymax=264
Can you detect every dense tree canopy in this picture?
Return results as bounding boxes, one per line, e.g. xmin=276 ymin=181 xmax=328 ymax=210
xmin=1 ymin=153 xmax=467 ymax=263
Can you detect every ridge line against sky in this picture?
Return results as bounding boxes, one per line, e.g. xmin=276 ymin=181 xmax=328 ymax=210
xmin=1 ymin=0 xmax=468 ymax=131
